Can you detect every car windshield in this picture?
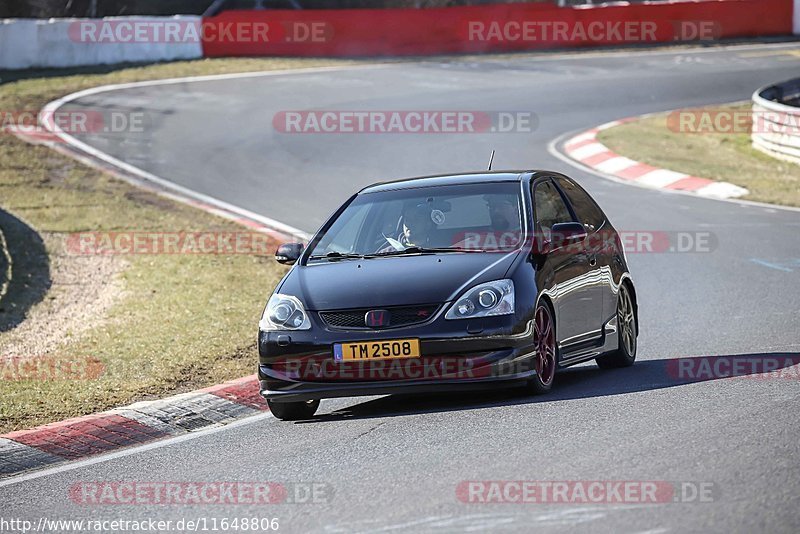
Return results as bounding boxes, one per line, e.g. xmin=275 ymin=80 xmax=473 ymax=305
xmin=307 ymin=182 xmax=524 ymax=259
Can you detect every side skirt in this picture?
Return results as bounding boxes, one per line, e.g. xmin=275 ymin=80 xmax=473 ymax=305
xmin=557 ymin=314 xmax=619 ymax=368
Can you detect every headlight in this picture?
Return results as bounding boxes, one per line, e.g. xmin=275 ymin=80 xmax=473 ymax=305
xmin=445 ymin=279 xmax=514 ymax=320
xmin=259 ymin=294 xmax=311 ymax=331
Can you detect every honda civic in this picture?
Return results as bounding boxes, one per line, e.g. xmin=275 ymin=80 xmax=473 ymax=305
xmin=258 ymin=171 xmax=638 ymax=420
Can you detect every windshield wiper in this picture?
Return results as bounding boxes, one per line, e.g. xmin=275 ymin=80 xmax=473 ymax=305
xmin=367 ymin=246 xmax=485 ymax=257
xmin=308 ymin=251 xmax=367 ymax=261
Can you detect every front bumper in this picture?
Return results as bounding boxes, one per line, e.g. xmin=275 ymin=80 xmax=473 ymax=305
xmin=258 ymin=316 xmax=536 ymax=402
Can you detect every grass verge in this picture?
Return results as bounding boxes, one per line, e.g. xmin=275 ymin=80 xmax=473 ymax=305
xmin=597 ymin=103 xmax=800 ymax=207
xmin=0 ymin=57 xmax=356 ymax=432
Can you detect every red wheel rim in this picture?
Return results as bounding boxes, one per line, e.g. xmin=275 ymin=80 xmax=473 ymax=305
xmin=534 ymin=304 xmax=556 ymax=386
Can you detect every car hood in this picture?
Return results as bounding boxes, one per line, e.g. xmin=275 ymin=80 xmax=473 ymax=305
xmin=280 ymin=251 xmax=520 ymax=310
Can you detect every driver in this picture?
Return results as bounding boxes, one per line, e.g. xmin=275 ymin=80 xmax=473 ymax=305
xmin=376 ymin=203 xmax=435 ymax=253
xmin=401 ymin=204 xmax=435 ymax=247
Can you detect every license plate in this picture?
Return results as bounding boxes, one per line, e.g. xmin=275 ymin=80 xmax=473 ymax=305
xmin=333 ymin=339 xmax=421 ymax=362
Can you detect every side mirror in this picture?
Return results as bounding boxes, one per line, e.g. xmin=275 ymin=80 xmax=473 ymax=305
xmin=532 ymin=222 xmax=588 ymax=256
xmin=549 ymin=222 xmax=587 ymax=251
xmin=276 ymin=243 xmax=304 ymax=265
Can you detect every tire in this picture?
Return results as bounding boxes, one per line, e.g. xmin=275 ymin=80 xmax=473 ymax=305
xmin=267 ymin=399 xmax=320 ymax=421
xmin=596 ymin=283 xmax=637 ymax=369
xmin=527 ymin=301 xmax=557 ymax=394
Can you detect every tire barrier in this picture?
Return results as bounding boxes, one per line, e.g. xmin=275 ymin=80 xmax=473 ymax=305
xmin=752 ymin=77 xmax=800 ymax=165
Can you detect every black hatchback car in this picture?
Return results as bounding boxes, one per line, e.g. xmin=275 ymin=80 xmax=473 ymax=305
xmin=259 ymin=171 xmax=638 ymax=420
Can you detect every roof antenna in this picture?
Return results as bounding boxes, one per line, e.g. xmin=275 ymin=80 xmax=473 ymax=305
xmin=487 ymin=149 xmax=495 ymax=171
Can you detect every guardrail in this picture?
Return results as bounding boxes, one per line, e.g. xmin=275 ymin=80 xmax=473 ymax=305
xmin=752 ymin=78 xmax=800 ymax=165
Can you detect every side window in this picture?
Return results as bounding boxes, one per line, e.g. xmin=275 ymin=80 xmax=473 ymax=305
xmin=533 ymin=180 xmax=574 ymax=240
xmin=556 ymin=177 xmax=605 ymax=231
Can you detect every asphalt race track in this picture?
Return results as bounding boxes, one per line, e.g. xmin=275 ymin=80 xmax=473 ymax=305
xmin=3 ymin=44 xmax=800 ymax=532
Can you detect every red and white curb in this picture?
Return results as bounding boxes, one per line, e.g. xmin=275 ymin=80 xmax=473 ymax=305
xmin=2 ymin=125 xmax=61 ymax=144
xmin=563 ymin=119 xmax=749 ymax=199
xmin=0 ymin=375 xmax=264 ymax=478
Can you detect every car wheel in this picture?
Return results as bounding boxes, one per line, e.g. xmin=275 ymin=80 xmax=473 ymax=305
xmin=596 ymin=283 xmax=637 ymax=369
xmin=528 ymin=302 xmax=556 ymax=394
xmin=267 ymin=399 xmax=320 ymax=421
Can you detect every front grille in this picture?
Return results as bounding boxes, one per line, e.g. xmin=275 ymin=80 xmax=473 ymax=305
xmin=319 ymin=304 xmax=439 ymax=330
